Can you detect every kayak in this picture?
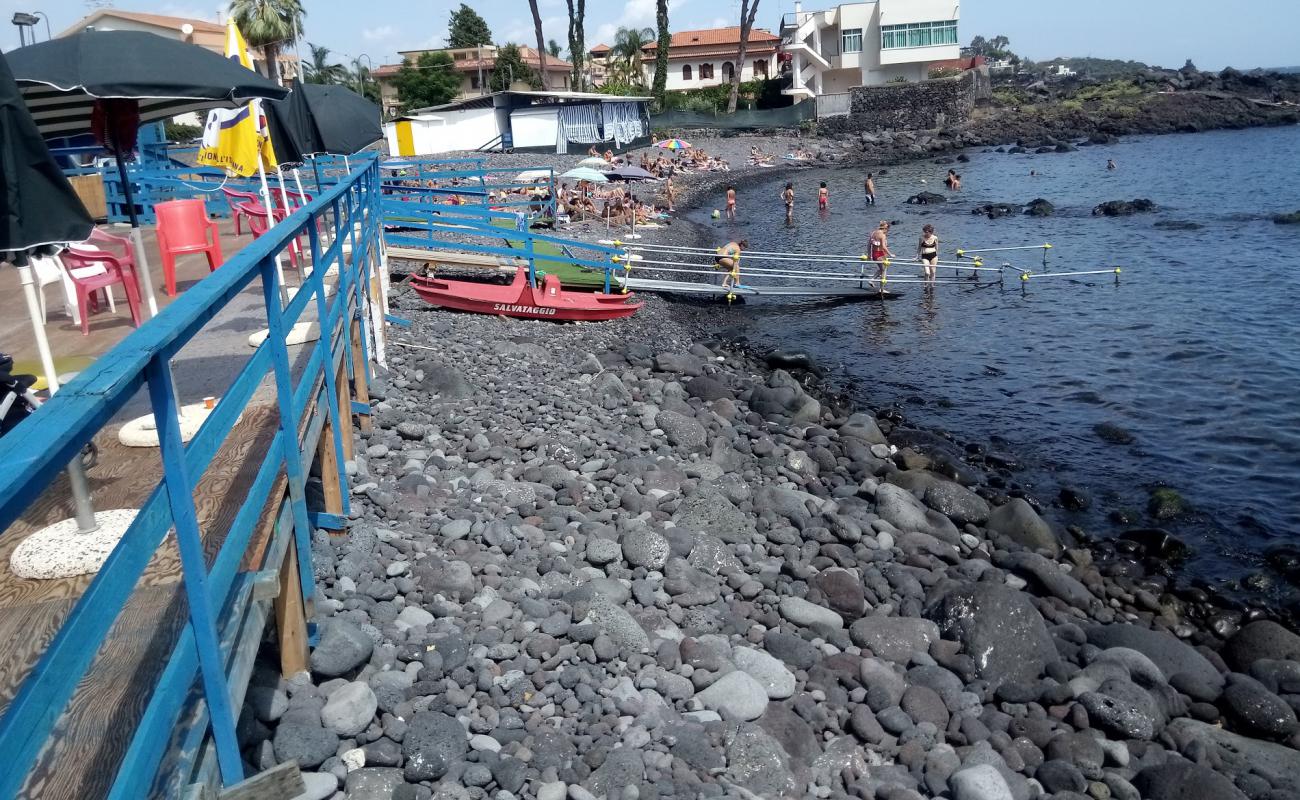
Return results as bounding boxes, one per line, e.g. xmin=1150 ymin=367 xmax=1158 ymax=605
xmin=409 ymin=267 xmax=642 ymax=322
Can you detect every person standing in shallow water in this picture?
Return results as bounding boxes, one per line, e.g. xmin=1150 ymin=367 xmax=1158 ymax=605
xmin=917 ymin=223 xmax=940 ymax=286
xmin=781 ymin=182 xmax=794 ymax=223
xmin=725 ymin=185 xmax=737 ymax=220
xmin=864 ymin=173 xmax=876 ymax=205
xmin=869 ymin=221 xmax=893 ymax=286
xmin=818 ymin=181 xmax=829 ymax=210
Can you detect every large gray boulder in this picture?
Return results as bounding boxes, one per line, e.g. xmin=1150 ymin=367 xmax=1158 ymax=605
xmin=696 ymin=671 xmax=769 ymax=721
xmin=839 ymin=413 xmax=886 ymax=445
xmin=748 ymin=370 xmax=821 ymax=423
xmin=310 ymin=618 xmax=374 ymax=677
xmin=923 ymin=479 xmax=991 ymax=525
xmin=1079 ymin=678 xmax=1165 ymax=740
xmin=1084 ymin=623 xmax=1224 ymax=697
xmin=402 ymin=712 xmax=467 ymax=781
xmin=1165 ymin=718 xmax=1300 ymax=796
xmin=928 ymin=583 xmax=1056 ymax=687
xmin=1133 ymin=763 xmax=1247 ymax=800
xmin=986 ymin=498 xmax=1060 ymax=555
xmin=849 ymin=617 xmax=941 ymax=664
xmin=1222 ymin=620 xmax=1300 ymax=672
xmin=674 ymin=486 xmax=757 ymax=544
xmin=417 ymin=362 xmax=474 ymax=400
xmin=874 ymin=483 xmax=962 ymax=544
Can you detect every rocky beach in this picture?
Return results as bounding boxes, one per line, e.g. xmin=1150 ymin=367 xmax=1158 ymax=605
xmin=231 ymin=76 xmax=1300 ymax=800
xmin=239 ymin=197 xmax=1300 ymax=800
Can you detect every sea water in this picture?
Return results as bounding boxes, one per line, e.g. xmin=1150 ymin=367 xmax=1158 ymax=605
xmin=686 ymin=125 xmax=1300 ymax=596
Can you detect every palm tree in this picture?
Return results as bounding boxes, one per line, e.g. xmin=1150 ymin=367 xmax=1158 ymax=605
xmin=611 ymin=26 xmax=654 ymax=88
xmin=528 ymin=0 xmax=549 ymax=90
xmin=304 ymin=43 xmax=347 ymax=84
xmin=228 ymin=0 xmax=306 ymax=85
xmin=652 ymin=0 xmax=670 ymax=104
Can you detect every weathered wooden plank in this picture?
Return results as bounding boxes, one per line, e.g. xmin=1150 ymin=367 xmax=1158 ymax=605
xmin=218 ymin=762 xmax=304 ymax=800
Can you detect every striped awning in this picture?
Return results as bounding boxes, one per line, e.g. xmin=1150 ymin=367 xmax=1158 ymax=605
xmin=18 ymin=84 xmax=241 ymax=138
xmin=4 ymin=31 xmax=289 ymax=139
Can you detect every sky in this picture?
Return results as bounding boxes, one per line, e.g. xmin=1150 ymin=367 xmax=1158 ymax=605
xmin=3 ymin=0 xmax=1298 ymax=72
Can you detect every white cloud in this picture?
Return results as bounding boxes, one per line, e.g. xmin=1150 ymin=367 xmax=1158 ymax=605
xmin=502 ymin=15 xmax=568 ymax=48
xmin=159 ymin=4 xmax=218 ymax=22
xmin=362 ymin=25 xmax=397 ymax=43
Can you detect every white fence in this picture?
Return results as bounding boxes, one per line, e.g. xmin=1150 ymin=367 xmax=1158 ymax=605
xmin=816 ymin=92 xmax=851 ymax=118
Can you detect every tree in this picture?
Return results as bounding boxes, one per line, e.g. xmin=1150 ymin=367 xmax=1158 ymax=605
xmin=229 ymin=0 xmax=306 ymax=85
xmin=652 ymin=0 xmax=670 ymax=105
xmin=565 ymin=0 xmax=586 ymax=90
xmin=528 ymin=0 xmax=549 ymax=90
xmin=611 ymin=27 xmax=653 ymax=88
xmin=393 ymin=51 xmax=462 ymax=112
xmin=489 ymin=44 xmax=539 ymax=92
xmin=547 ymin=39 xmax=563 ymax=58
xmin=448 ymin=4 xmax=492 ymax=48
xmin=304 ymin=43 xmax=347 ymax=84
xmin=727 ymin=0 xmax=760 ymax=113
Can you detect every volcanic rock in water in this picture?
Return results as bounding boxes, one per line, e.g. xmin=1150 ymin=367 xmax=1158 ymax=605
xmin=1024 ymin=198 xmax=1055 ymax=216
xmin=906 ymin=191 xmax=947 ymax=205
xmin=972 ymin=203 xmax=1016 ymax=219
xmin=1092 ymin=198 xmax=1157 ymax=216
xmin=928 ymin=582 xmax=1056 ymax=687
xmin=1154 ymin=219 xmax=1203 ymax=230
xmin=1094 ymin=421 xmax=1135 ymax=444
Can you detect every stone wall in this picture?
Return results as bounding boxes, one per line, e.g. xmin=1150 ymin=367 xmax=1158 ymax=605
xmin=822 ymin=69 xmax=984 ymax=134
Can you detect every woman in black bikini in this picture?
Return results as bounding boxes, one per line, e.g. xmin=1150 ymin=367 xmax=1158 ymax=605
xmin=917 ymin=223 xmax=939 ymax=286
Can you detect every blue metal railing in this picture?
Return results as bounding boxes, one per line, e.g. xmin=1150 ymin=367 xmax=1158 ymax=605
xmin=0 ymin=156 xmax=383 ymax=796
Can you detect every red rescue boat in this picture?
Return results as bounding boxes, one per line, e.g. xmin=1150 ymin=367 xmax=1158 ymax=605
xmin=409 ymin=267 xmax=642 ymax=322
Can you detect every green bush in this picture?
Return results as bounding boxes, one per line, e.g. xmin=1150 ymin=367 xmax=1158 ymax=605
xmin=928 ymin=67 xmax=962 ymax=80
xmin=164 ymin=122 xmax=202 ymax=142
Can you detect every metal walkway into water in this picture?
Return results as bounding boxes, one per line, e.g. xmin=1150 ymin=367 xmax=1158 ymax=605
xmin=617 ymin=276 xmax=899 ymax=298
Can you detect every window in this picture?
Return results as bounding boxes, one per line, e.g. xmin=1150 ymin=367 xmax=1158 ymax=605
xmin=880 ymin=20 xmax=958 ymax=49
xmin=754 ymin=59 xmax=768 ymax=77
xmin=841 ymin=28 xmax=863 ymax=54
xmin=722 ymin=61 xmax=734 ymax=81
xmin=470 ymin=74 xmax=480 ymax=89
xmin=682 ymin=64 xmax=692 ymax=81
xmin=699 ymin=63 xmax=714 ymax=80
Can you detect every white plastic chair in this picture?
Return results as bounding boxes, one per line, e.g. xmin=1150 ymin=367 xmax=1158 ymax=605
xmin=30 ymin=254 xmax=114 ymax=325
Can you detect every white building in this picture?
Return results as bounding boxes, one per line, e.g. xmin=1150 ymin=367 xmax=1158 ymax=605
xmin=781 ymin=0 xmax=960 ymax=100
xmin=639 ymin=27 xmax=780 ymax=92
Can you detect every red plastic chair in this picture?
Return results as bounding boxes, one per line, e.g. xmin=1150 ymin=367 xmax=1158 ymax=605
xmin=60 ymin=245 xmax=144 ymax=335
xmin=271 ymin=188 xmax=313 ymax=212
xmin=238 ymin=201 xmax=302 ymax=271
xmin=154 ymin=199 xmax=224 ymax=296
xmin=221 ymin=187 xmax=261 ymax=235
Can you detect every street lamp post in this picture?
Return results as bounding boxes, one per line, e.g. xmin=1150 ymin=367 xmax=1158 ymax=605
xmin=355 ymin=53 xmax=375 ymax=100
xmin=11 ymin=12 xmax=38 ymax=47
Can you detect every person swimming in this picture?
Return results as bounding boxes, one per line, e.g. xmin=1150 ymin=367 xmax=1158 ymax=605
xmin=782 ymin=182 xmax=794 ymax=222
xmin=1107 ymin=159 xmax=1117 ymax=170
xmin=818 ymin=181 xmax=829 ymax=210
xmin=714 ymin=239 xmax=747 ymax=289
xmin=917 ymin=223 xmax=939 ymax=286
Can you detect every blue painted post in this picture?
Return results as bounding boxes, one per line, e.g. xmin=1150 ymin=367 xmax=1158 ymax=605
xmin=144 ymin=356 xmax=244 ymax=787
xmin=525 ymin=231 xmax=536 ymax=288
xmin=256 ymin=255 xmax=317 ymax=605
xmin=307 ymin=213 xmax=352 ymax=518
